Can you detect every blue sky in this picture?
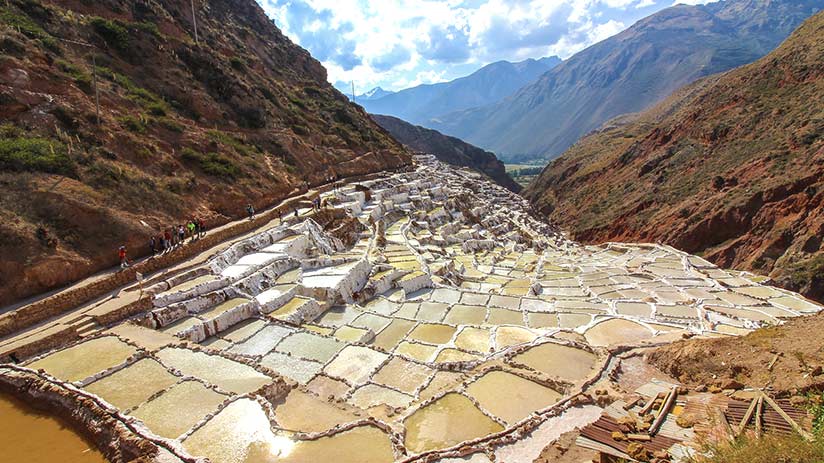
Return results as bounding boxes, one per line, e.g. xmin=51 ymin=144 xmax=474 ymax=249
xmin=258 ymin=0 xmax=714 ymax=94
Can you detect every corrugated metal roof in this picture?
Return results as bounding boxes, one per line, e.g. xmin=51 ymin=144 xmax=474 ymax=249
xmin=725 ymin=397 xmax=810 ymax=435
xmin=658 ymin=413 xmax=697 ymax=441
xmin=579 ymin=415 xmax=682 ymax=455
xmin=576 ymin=436 xmax=633 ymax=460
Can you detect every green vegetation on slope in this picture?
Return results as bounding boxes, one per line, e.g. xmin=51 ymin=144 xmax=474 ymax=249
xmin=0 ymin=125 xmax=73 ymax=176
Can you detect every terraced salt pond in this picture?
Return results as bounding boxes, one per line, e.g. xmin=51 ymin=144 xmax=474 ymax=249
xmin=4 ymin=155 xmax=823 ymax=463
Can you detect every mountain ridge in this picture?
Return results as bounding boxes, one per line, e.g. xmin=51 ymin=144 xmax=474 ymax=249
xmin=359 ymin=56 xmax=561 ymax=126
xmin=356 ymin=86 xmax=394 ymax=101
xmin=371 ymin=114 xmax=520 ymax=193
xmin=431 ymin=0 xmax=824 ymax=163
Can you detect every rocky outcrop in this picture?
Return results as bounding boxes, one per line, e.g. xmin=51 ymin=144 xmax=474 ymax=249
xmin=0 ymin=0 xmax=411 ymax=307
xmin=525 ymin=11 xmax=824 ymax=303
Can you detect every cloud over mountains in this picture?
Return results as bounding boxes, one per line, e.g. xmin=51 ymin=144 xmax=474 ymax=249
xmin=260 ymin=0 xmax=713 ymax=92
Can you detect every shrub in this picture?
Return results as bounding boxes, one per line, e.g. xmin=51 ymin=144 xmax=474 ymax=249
xmin=289 ymin=96 xmax=308 ymax=110
xmin=55 ymin=59 xmax=93 ymax=93
xmin=133 ymin=21 xmax=160 ymax=38
xmin=293 ymin=124 xmax=310 ymax=136
xmin=229 ymin=56 xmax=246 ymax=71
xmin=157 ymin=117 xmax=184 ymax=133
xmin=1 ymin=6 xmax=47 ymax=39
xmin=99 ymin=68 xmax=170 ymax=114
xmin=90 ymin=17 xmax=129 ymax=52
xmin=259 ymin=86 xmax=277 ymax=103
xmin=0 ymin=126 xmax=74 ymax=176
xmin=180 ymin=148 xmax=240 ymax=179
xmin=789 ymin=255 xmax=824 ymax=288
xmin=207 ymin=130 xmax=258 ymax=157
xmin=117 ymin=115 xmax=147 ymax=133
xmin=1 ymin=5 xmax=59 ymax=52
xmin=146 ymin=101 xmax=166 ymax=116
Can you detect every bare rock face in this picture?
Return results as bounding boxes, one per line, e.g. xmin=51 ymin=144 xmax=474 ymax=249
xmin=525 ymin=11 xmax=824 ymax=303
xmin=0 ymin=0 xmax=411 ymax=306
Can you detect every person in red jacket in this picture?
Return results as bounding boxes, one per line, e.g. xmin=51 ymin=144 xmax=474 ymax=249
xmin=164 ymin=229 xmax=172 ymax=253
xmin=119 ymin=245 xmax=129 ymax=269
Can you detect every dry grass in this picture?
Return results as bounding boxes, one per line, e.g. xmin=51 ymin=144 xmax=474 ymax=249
xmin=688 ymin=433 xmax=824 ymax=463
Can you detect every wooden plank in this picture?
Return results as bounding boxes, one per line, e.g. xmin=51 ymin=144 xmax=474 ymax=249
xmin=755 ymin=396 xmax=764 ymax=438
xmin=762 ymin=394 xmax=814 ymax=440
xmin=767 ymin=354 xmax=780 ymax=371
xmin=737 ymin=397 xmax=758 ymax=435
xmin=650 ymin=386 xmax=678 ymax=435
xmin=719 ymin=408 xmax=735 ymax=442
xmin=640 ymin=392 xmax=663 ymax=415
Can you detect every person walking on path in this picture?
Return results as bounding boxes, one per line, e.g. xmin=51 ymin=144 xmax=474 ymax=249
xmin=188 ymin=220 xmax=196 ymax=243
xmin=198 ymin=218 xmax=206 ymax=238
xmin=247 ymin=204 xmax=255 ymax=221
xmin=119 ymin=245 xmax=129 ymax=269
xmin=164 ymin=229 xmax=173 ymax=252
xmin=178 ymin=225 xmax=185 ymax=246
xmin=150 ymin=236 xmax=157 ymax=256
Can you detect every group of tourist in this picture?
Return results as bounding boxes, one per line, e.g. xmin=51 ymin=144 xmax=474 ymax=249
xmin=150 ymin=218 xmax=207 ymax=256
xmin=120 ymin=190 xmax=332 ymax=271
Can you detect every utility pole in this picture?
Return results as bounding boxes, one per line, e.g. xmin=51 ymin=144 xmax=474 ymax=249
xmin=191 ymin=0 xmax=199 ymax=45
xmin=92 ymin=54 xmax=100 ymax=125
xmin=56 ymin=37 xmax=101 ymax=124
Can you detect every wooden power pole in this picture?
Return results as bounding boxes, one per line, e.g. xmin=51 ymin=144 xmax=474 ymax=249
xmin=191 ymin=0 xmax=199 ymax=45
xmin=92 ymin=54 xmax=100 ymax=125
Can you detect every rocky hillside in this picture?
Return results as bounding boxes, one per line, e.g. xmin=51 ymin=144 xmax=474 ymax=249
xmin=432 ymin=0 xmax=823 ymax=162
xmin=371 ymin=114 xmax=520 ymax=192
xmin=524 ymin=11 xmax=824 ymax=302
xmin=0 ymin=0 xmax=411 ymax=307
xmin=361 ymin=57 xmax=560 ymax=127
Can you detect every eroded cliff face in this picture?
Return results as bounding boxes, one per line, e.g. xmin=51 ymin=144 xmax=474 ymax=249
xmin=525 ymin=12 xmax=824 ymax=302
xmin=0 ymin=0 xmax=410 ymax=306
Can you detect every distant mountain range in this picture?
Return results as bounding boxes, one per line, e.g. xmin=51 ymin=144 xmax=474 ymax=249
xmin=430 ymin=0 xmax=824 ymax=163
xmin=359 ymin=57 xmax=561 ymax=126
xmin=524 ymin=10 xmax=824 ymax=303
xmin=372 ymin=115 xmax=520 ymax=192
xmin=356 ymin=87 xmax=394 ymax=101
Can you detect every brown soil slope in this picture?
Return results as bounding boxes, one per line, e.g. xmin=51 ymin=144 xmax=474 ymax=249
xmin=0 ymin=0 xmax=410 ymax=306
xmin=524 ymin=12 xmax=824 ymax=302
xmin=371 ymin=114 xmax=521 ymax=192
xmin=648 ymin=312 xmax=824 ymax=393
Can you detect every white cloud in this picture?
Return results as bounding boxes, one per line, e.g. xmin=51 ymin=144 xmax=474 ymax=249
xmin=259 ymin=0 xmax=688 ymax=91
